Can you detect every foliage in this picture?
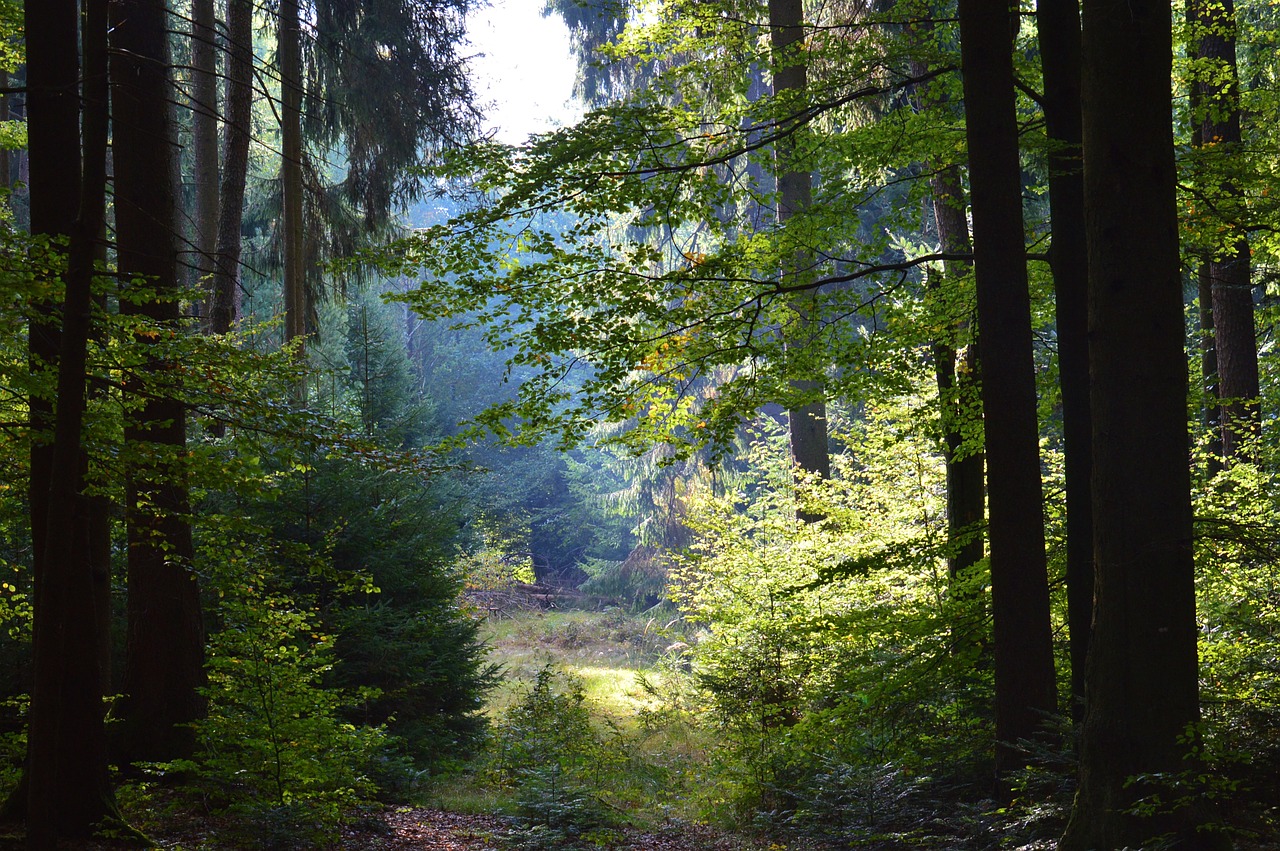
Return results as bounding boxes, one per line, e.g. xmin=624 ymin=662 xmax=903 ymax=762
xmin=492 ymin=667 xmax=622 ymax=847
xmin=668 ymin=400 xmax=1005 ymax=837
xmin=183 ymin=591 xmax=393 ymax=847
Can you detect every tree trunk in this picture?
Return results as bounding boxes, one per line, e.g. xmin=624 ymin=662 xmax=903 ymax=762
xmin=1190 ymin=0 xmax=1257 ymax=462
xmin=24 ymin=0 xmax=81 ymax=631
xmin=209 ymin=0 xmax=255 ymax=335
xmin=925 ymin=166 xmax=987 ymax=638
xmin=769 ymin=0 xmax=829 ymax=490
xmin=1036 ymin=0 xmax=1094 ymax=721
xmin=1061 ymin=0 xmax=1222 ymax=844
xmin=110 ymin=0 xmax=207 ymax=767
xmin=24 ymin=0 xmax=119 ymax=841
xmin=280 ymin=0 xmax=307 ymax=349
xmin=956 ymin=0 xmax=1059 ymax=783
xmin=192 ymin=0 xmax=220 ymax=329
xmin=907 ymin=36 xmax=987 ymax=633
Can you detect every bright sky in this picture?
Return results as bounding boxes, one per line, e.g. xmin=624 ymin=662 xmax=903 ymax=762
xmin=467 ymin=0 xmax=584 ymax=144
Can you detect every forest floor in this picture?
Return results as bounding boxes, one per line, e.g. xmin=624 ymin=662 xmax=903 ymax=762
xmin=8 ymin=607 xmax=1277 ymax=849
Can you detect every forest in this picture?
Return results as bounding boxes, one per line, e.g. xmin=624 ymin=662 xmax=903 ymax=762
xmin=2 ymin=0 xmax=1280 ymax=848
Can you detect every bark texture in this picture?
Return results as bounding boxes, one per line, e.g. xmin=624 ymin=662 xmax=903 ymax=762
xmin=769 ymin=0 xmax=829 ymax=487
xmin=280 ymin=0 xmax=307 ymax=347
xmin=1036 ymin=0 xmax=1094 ymax=720
xmin=907 ymin=36 xmax=987 ymax=621
xmin=1062 ymin=0 xmax=1222 ymax=844
xmin=110 ymin=0 xmax=207 ymax=766
xmin=956 ymin=0 xmax=1058 ymax=781
xmin=1190 ymin=0 xmax=1258 ymax=460
xmin=210 ymin=0 xmax=255 ymax=334
xmin=24 ymin=0 xmax=118 ymax=840
xmin=192 ymin=0 xmax=220 ymax=324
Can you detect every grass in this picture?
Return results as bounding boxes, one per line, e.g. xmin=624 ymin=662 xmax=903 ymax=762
xmin=480 ymin=608 xmax=683 ymax=722
xmin=423 ymin=606 xmax=713 ymax=825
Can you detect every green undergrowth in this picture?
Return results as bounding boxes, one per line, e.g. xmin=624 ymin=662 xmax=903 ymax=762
xmin=427 ymin=607 xmax=713 ymax=837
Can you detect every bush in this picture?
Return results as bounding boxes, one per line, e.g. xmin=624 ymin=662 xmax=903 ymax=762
xmin=183 ymin=596 xmax=397 ymax=843
xmin=493 ymin=667 xmax=626 ymax=846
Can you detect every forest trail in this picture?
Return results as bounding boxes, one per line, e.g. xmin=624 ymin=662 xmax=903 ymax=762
xmin=374 ymin=807 xmax=778 ymax=850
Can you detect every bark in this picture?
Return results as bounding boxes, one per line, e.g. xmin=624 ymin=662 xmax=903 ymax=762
xmin=1061 ymin=0 xmax=1223 ymax=844
xmin=956 ymin=0 xmax=1058 ymax=782
xmin=906 ymin=37 xmax=987 ymax=625
xmin=192 ymin=0 xmax=220 ymax=328
xmin=209 ymin=0 xmax=255 ymax=334
xmin=1190 ymin=0 xmax=1258 ymax=461
xmin=280 ymin=0 xmax=307 ymax=348
xmin=110 ymin=0 xmax=207 ymax=767
xmin=926 ymin=167 xmax=986 ymax=628
xmin=24 ymin=0 xmax=118 ymax=841
xmin=1036 ymin=0 xmax=1094 ymax=721
xmin=769 ymin=0 xmax=830 ymax=489
xmin=24 ymin=0 xmax=81 ymax=621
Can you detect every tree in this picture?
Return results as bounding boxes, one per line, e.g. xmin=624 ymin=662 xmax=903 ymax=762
xmin=21 ymin=0 xmax=119 ymax=842
xmin=769 ymin=0 xmax=830 ymax=485
xmin=1036 ymin=0 xmax=1093 ymax=719
xmin=209 ymin=0 xmax=255 ymax=334
xmin=191 ymin=0 xmax=220 ymax=312
xmin=1189 ymin=0 xmax=1259 ymax=461
xmin=956 ymin=0 xmax=1058 ymax=782
xmin=110 ymin=0 xmax=206 ymax=766
xmin=280 ymin=0 xmax=307 ymax=346
xmin=1061 ymin=0 xmax=1221 ymax=843
xmin=906 ymin=20 xmax=986 ymax=632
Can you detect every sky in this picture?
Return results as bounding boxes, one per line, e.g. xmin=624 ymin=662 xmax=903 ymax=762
xmin=466 ymin=0 xmax=584 ymax=144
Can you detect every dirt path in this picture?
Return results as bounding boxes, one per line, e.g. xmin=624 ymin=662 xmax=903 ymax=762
xmin=375 ymin=808 xmax=778 ymax=851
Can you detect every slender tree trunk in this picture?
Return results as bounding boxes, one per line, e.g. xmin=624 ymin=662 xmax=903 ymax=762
xmin=25 ymin=0 xmax=118 ymax=841
xmin=907 ymin=37 xmax=987 ymax=630
xmin=210 ymin=0 xmax=255 ymax=334
xmin=1036 ymin=0 xmax=1094 ymax=721
xmin=280 ymin=0 xmax=307 ymax=349
xmin=192 ymin=0 xmax=220 ymax=329
xmin=110 ymin=0 xmax=207 ymax=767
xmin=769 ymin=0 xmax=829 ymax=489
xmin=1061 ymin=0 xmax=1223 ymax=844
xmin=1186 ymin=21 xmax=1224 ymax=469
xmin=956 ymin=0 xmax=1058 ymax=783
xmin=925 ymin=167 xmax=986 ymax=631
xmin=1190 ymin=0 xmax=1258 ymax=460
xmin=1199 ymin=265 xmax=1224 ymax=467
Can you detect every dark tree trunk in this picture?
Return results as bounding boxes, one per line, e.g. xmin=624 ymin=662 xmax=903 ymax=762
xmin=906 ymin=32 xmax=987 ymax=640
xmin=1198 ymin=265 xmax=1224 ymax=467
xmin=769 ymin=0 xmax=829 ymax=489
xmin=24 ymin=0 xmax=82 ymax=619
xmin=192 ymin=0 xmax=220 ymax=328
xmin=209 ymin=0 xmax=255 ymax=334
xmin=1190 ymin=0 xmax=1257 ymax=461
xmin=1061 ymin=0 xmax=1222 ymax=845
xmin=956 ymin=0 xmax=1059 ymax=782
xmin=1036 ymin=0 xmax=1094 ymax=721
xmin=24 ymin=0 xmax=118 ymax=841
xmin=926 ymin=167 xmax=986 ymax=633
xmin=280 ymin=0 xmax=307 ymax=349
xmin=110 ymin=0 xmax=207 ymax=767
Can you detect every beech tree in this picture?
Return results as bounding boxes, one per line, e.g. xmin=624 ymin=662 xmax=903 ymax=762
xmin=21 ymin=0 xmax=119 ymax=841
xmin=1189 ymin=0 xmax=1259 ymax=461
xmin=769 ymin=0 xmax=830 ymax=484
xmin=110 ymin=0 xmax=206 ymax=766
xmin=1062 ymin=0 xmax=1222 ymax=844
xmin=1036 ymin=0 xmax=1093 ymax=718
xmin=956 ymin=0 xmax=1058 ymax=781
